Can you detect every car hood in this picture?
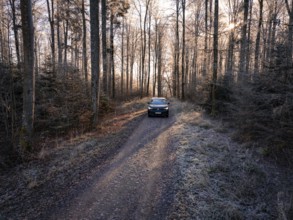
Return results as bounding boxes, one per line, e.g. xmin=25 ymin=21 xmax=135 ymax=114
xmin=149 ymin=104 xmax=168 ymax=108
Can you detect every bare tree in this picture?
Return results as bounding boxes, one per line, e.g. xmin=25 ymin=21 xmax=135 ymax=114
xmin=101 ymin=0 xmax=108 ymax=95
xmin=211 ymin=0 xmax=218 ymax=116
xmin=82 ymin=0 xmax=89 ymax=89
xmin=239 ymin=0 xmax=249 ymax=81
xmin=173 ymin=0 xmax=180 ymax=98
xmin=46 ymin=0 xmax=56 ymax=76
xmin=20 ymin=0 xmax=35 ymax=151
xmin=284 ymin=0 xmax=293 ymax=82
xmin=181 ymin=0 xmax=186 ymax=100
xmin=254 ymin=0 xmax=263 ymax=77
xmin=90 ymin=0 xmax=100 ymax=125
xmin=9 ymin=0 xmax=21 ymax=68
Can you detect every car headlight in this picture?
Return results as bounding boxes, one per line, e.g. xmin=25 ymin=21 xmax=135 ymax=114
xmin=148 ymin=106 xmax=152 ymax=110
xmin=164 ymin=107 xmax=169 ymax=110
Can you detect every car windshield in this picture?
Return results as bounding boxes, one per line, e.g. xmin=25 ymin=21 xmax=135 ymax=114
xmin=150 ymin=99 xmax=167 ymax=104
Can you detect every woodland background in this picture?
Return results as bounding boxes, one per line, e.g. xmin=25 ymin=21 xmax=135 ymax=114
xmin=0 ymin=0 xmax=292 ymax=167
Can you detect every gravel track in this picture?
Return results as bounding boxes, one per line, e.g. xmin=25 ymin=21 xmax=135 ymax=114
xmin=49 ymin=111 xmax=178 ymax=220
xmin=1 ymin=99 xmax=292 ymax=219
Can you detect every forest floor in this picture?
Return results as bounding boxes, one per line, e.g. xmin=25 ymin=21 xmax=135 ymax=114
xmin=0 ymin=99 xmax=293 ymax=219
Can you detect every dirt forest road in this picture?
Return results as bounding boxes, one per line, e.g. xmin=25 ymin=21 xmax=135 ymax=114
xmin=48 ymin=103 xmax=179 ymax=219
xmin=1 ymin=99 xmax=293 ymax=219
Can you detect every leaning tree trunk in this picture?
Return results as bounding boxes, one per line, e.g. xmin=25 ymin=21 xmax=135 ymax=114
xmin=20 ymin=0 xmax=35 ymax=152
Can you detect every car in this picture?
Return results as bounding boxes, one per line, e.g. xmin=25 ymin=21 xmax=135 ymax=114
xmin=147 ymin=97 xmax=169 ymax=117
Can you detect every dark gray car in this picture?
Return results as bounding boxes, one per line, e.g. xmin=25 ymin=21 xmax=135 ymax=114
xmin=147 ymin=97 xmax=169 ymax=117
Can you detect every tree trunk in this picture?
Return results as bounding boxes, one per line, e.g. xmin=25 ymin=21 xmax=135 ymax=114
xmin=82 ymin=0 xmax=88 ymax=90
xmin=175 ymin=0 xmax=180 ymax=98
xmin=101 ymin=0 xmax=108 ymax=95
xmin=157 ymin=26 xmax=162 ymax=97
xmin=153 ymin=20 xmax=158 ymax=96
xmin=126 ymin=23 xmax=130 ymax=96
xmin=245 ymin=0 xmax=253 ymax=78
xmin=46 ymin=0 xmax=56 ymax=76
xmin=181 ymin=0 xmax=186 ymax=100
xmin=110 ymin=14 xmax=115 ymax=98
xmin=211 ymin=0 xmax=218 ymax=116
xmin=20 ymin=0 xmax=35 ymax=152
xmin=203 ymin=0 xmax=209 ymax=78
xmin=239 ymin=0 xmax=249 ymax=82
xmin=57 ymin=1 xmax=62 ymax=75
xmin=121 ymin=18 xmax=125 ymax=96
xmin=254 ymin=0 xmax=263 ymax=77
xmin=147 ymin=10 xmax=151 ymax=96
xmin=63 ymin=18 xmax=69 ymax=76
xmin=285 ymin=0 xmax=293 ymax=82
xmin=90 ymin=0 xmax=100 ymax=125
xmin=9 ymin=0 xmax=21 ymax=69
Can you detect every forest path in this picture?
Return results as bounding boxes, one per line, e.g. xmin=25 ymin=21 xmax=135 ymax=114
xmin=48 ymin=100 xmax=181 ymax=220
xmin=1 ymin=99 xmax=292 ymax=219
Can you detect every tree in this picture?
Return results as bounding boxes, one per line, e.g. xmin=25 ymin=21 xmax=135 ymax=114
xmin=174 ymin=0 xmax=180 ymax=98
xmin=9 ymin=0 xmax=21 ymax=68
xmin=254 ymin=0 xmax=263 ymax=77
xmin=211 ymin=0 xmax=218 ymax=116
xmin=181 ymin=0 xmax=186 ymax=100
xmin=239 ymin=0 xmax=249 ymax=81
xmin=46 ymin=0 xmax=56 ymax=76
xmin=82 ymin=0 xmax=89 ymax=88
xmin=20 ymin=0 xmax=35 ymax=152
xmin=101 ymin=0 xmax=108 ymax=95
xmin=284 ymin=0 xmax=293 ymax=82
xmin=90 ymin=0 xmax=100 ymax=125
xmin=157 ymin=24 xmax=163 ymax=97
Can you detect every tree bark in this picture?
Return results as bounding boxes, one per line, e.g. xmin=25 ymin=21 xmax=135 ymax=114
xmin=110 ymin=14 xmax=115 ymax=98
xmin=82 ymin=0 xmax=88 ymax=89
xmin=254 ymin=0 xmax=263 ymax=77
xmin=101 ymin=0 xmax=108 ymax=95
xmin=157 ymin=26 xmax=163 ymax=97
xmin=239 ymin=0 xmax=249 ymax=82
xmin=211 ymin=0 xmax=218 ymax=116
xmin=56 ymin=0 xmax=62 ymax=75
xmin=121 ymin=17 xmax=125 ymax=95
xmin=181 ymin=0 xmax=186 ymax=100
xmin=90 ymin=0 xmax=100 ymax=125
xmin=46 ymin=0 xmax=56 ymax=76
xmin=20 ymin=0 xmax=35 ymax=151
xmin=147 ymin=10 xmax=151 ymax=96
xmin=175 ymin=0 xmax=180 ymax=98
xmin=9 ymin=0 xmax=21 ymax=69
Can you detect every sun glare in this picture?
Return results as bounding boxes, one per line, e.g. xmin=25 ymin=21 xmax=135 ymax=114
xmin=224 ymin=22 xmax=240 ymax=32
xmin=226 ymin=23 xmax=236 ymax=31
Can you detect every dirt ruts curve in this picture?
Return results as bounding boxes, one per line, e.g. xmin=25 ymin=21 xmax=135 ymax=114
xmin=48 ymin=103 xmax=180 ymax=220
